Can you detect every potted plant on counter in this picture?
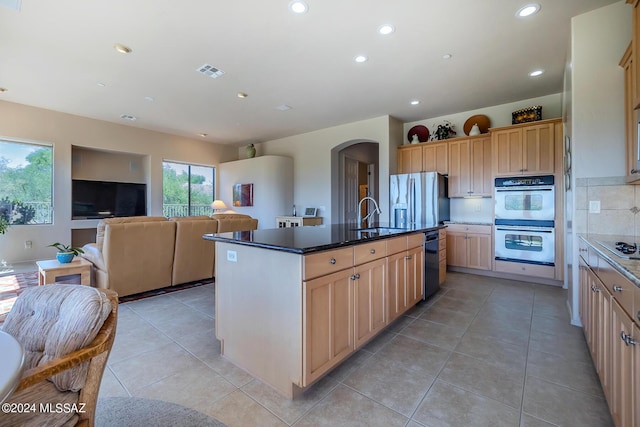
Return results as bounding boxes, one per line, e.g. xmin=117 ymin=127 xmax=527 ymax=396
xmin=49 ymin=242 xmax=84 ymax=264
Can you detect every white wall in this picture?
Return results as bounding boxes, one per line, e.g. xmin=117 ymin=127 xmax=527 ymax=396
xmin=218 ymin=155 xmax=294 ymax=229
xmin=257 ymin=116 xmax=394 ymax=224
xmin=403 ymin=94 xmax=562 ymax=143
xmin=0 ymin=100 xmax=237 ymax=264
xmin=568 ymin=0 xmax=631 ymax=325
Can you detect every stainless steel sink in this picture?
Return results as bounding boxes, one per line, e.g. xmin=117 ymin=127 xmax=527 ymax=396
xmin=352 ymin=227 xmax=404 ymax=237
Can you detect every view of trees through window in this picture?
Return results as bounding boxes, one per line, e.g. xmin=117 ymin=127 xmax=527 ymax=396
xmin=0 ymin=140 xmax=53 ymax=226
xmin=162 ymin=161 xmax=215 ymax=217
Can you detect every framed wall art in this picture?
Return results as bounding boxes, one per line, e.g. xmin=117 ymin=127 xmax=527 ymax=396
xmin=233 ymin=183 xmax=254 ymax=207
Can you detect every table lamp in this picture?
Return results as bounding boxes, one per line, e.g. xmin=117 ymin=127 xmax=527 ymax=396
xmin=211 ymin=200 xmax=227 ymax=213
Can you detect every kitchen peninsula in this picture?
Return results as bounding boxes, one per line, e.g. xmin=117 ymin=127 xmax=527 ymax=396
xmin=204 ymin=224 xmax=443 ymax=398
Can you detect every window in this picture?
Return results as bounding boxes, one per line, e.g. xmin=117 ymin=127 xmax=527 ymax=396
xmin=162 ymin=161 xmax=215 ymax=217
xmin=0 ymin=139 xmax=53 ymax=225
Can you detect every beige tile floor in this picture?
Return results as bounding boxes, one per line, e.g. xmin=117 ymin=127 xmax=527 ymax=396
xmin=99 ymin=272 xmax=614 ymax=427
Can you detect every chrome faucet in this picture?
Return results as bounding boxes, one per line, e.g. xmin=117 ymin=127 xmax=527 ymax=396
xmin=357 ymin=196 xmax=382 ymax=228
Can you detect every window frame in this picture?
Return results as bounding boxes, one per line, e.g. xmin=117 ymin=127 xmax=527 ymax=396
xmin=162 ymin=160 xmax=216 ymax=218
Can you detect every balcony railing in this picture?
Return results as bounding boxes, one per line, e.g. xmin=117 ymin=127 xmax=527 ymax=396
xmin=162 ymin=204 xmax=212 ymax=218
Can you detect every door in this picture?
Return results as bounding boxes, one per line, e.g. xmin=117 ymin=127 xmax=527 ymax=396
xmin=303 ymin=268 xmax=354 ymax=385
xmin=354 ymin=258 xmax=387 ymax=347
xmin=611 ymin=299 xmax=635 ymax=427
xmin=343 ymin=156 xmax=359 ymax=226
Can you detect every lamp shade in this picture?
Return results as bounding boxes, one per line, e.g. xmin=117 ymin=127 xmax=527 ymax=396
xmin=211 ymin=200 xmax=227 ymax=211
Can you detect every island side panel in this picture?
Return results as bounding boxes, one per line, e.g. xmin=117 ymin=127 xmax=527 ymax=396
xmin=215 ymin=242 xmax=303 ymax=397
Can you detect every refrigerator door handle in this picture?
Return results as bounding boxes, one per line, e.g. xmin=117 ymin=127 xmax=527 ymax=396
xmin=408 ymin=177 xmax=415 ymax=225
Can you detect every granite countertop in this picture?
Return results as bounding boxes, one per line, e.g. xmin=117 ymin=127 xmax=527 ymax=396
xmin=578 ymin=233 xmax=640 ymax=288
xmin=203 ymin=222 xmax=444 ymax=254
xmin=443 ymin=220 xmax=493 ymax=226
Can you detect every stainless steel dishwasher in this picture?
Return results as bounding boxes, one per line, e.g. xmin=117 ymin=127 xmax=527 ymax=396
xmin=424 ymin=230 xmax=440 ymax=299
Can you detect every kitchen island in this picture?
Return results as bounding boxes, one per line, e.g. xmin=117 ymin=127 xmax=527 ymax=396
xmin=204 ymin=223 xmax=443 ymax=398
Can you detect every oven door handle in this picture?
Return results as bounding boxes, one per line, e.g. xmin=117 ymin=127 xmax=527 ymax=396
xmin=495 ymin=187 xmax=554 ymax=192
xmin=495 ymin=226 xmax=554 ymax=233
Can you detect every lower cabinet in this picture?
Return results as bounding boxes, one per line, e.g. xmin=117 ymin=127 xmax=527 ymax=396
xmin=578 ymin=238 xmax=638 ymax=427
xmin=446 ymin=224 xmax=492 ymax=270
xmin=303 ymin=232 xmax=426 ymax=386
xmin=438 ymin=228 xmax=447 ymax=284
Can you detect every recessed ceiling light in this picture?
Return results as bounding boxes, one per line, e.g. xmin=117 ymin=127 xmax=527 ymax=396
xmin=144 ymin=96 xmax=154 ymax=102
xmin=199 ymin=133 xmax=208 ymax=138
xmin=516 ymin=4 xmax=540 ymax=17
xmin=289 ymin=1 xmax=308 ymax=14
xmin=354 ymin=55 xmax=368 ymax=63
xmin=276 ymin=104 xmax=292 ymax=111
xmin=113 ymin=43 xmax=132 ymax=54
xmin=237 ymin=92 xmax=248 ymax=99
xmin=378 ymin=24 xmax=395 ymax=35
xmin=97 ymin=82 xmax=105 ymax=87
xmin=410 ymin=100 xmax=420 ymax=105
xmin=442 ymin=54 xmax=452 ymax=60
xmin=529 ymin=69 xmax=544 ymax=77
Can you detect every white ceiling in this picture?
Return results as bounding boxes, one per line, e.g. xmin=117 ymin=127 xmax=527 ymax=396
xmin=0 ymin=0 xmax=620 ymax=146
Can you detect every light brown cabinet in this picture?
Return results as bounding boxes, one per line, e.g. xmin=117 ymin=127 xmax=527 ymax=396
xmin=445 ymin=224 xmax=492 ymax=271
xmin=397 ymin=142 xmax=448 ymax=175
xmin=492 ymin=121 xmax=555 ymax=177
xmin=387 ymin=233 xmax=424 ymax=322
xmin=620 ymin=41 xmax=640 ymax=179
xmin=578 ymin=237 xmax=639 ymax=427
xmin=353 ymin=257 xmax=387 ymax=348
xmin=438 ymin=228 xmax=447 ymax=285
xmin=628 ymin=0 xmax=640 ymax=109
xmin=448 ymin=136 xmax=492 ymax=197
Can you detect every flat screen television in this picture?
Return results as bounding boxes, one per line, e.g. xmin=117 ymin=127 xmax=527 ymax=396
xmin=72 ymin=179 xmax=147 ymax=219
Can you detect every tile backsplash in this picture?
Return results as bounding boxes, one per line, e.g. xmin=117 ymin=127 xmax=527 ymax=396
xmin=574 ymin=177 xmax=638 ymax=236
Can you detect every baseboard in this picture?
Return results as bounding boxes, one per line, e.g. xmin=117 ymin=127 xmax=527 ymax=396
xmin=447 ymin=266 xmax=563 ymax=287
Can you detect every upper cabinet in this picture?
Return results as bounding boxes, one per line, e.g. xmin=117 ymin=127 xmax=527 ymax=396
xmin=628 ymin=0 xmax=640 ymax=109
xmin=491 ymin=120 xmax=556 ymax=177
xmin=448 ymin=136 xmax=492 ymax=197
xmin=398 ymin=142 xmax=448 ymax=175
xmin=620 ymin=42 xmax=639 ymax=179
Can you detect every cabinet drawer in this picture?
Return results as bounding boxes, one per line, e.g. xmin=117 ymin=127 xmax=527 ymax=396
xmin=304 ymin=247 xmax=354 ymax=280
xmin=439 ymin=248 xmax=446 ymax=262
xmin=446 ymin=224 xmax=491 ymax=234
xmin=354 ymin=240 xmax=386 ymax=264
xmin=438 ymin=228 xmax=446 ymax=240
xmin=598 ymin=259 xmax=635 ymax=317
xmin=387 ymin=236 xmax=406 ymax=255
xmin=494 ymin=260 xmax=555 ymax=279
xmin=407 ymin=233 xmax=424 ymax=249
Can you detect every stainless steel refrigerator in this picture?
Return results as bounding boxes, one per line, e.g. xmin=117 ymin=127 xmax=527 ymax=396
xmin=389 ymin=172 xmax=450 ymax=228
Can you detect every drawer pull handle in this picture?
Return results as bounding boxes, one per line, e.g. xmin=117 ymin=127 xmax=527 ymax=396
xmin=370 ymin=249 xmax=376 ymax=254
xmin=405 ymin=255 xmax=412 ymax=260
xmin=613 ymin=285 xmax=622 ymax=292
xmin=621 ymin=331 xmax=637 ymax=346
xmin=350 ymin=273 xmax=361 ymax=280
xmin=579 ymin=248 xmax=587 ymax=252
xmin=330 ymin=258 xmax=336 ymax=265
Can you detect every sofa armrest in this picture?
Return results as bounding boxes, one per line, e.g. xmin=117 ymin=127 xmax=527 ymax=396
xmin=80 ymin=243 xmax=106 ymax=272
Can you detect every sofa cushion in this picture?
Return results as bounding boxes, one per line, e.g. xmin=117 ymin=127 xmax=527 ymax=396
xmin=170 ymin=216 xmax=218 ymax=285
xmin=3 ymin=285 xmax=112 ymax=392
xmin=96 ymin=216 xmax=168 ymax=251
xmin=213 ymin=213 xmax=258 ymax=232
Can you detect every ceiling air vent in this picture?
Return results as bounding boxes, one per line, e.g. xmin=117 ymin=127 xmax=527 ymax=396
xmin=197 ymin=64 xmax=226 ymax=79
xmin=120 ymin=114 xmax=137 ymax=121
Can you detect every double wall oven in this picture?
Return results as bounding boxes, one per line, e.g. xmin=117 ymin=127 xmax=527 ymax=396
xmin=494 ymin=175 xmax=555 ymax=266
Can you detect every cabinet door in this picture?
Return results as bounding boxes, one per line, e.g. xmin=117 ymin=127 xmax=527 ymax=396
xmin=578 ymin=257 xmax=590 ymax=338
xmin=596 ymin=280 xmax=612 ymax=403
xmin=466 ymin=233 xmax=491 ymax=270
xmin=611 ymin=299 xmax=635 ymax=427
xmin=621 ymin=43 xmax=639 ymax=178
xmin=303 ymin=268 xmax=354 ymax=385
xmin=423 ymin=142 xmax=449 ymax=175
xmin=387 ymin=251 xmax=408 ymax=321
xmin=523 ymin=123 xmax=555 ymax=175
xmin=398 ymin=146 xmax=423 ymax=173
xmin=492 ymin=128 xmax=523 ymax=176
xmin=354 ymin=258 xmax=387 ymax=348
xmin=470 ymin=136 xmax=492 ymax=196
xmin=406 ymin=245 xmax=424 ymax=306
xmin=448 ymin=139 xmax=471 ymax=197
xmin=446 ymin=232 xmax=467 ymax=267
xmin=632 ymin=0 xmax=640 ymax=109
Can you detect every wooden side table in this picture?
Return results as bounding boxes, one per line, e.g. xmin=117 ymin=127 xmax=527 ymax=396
xmin=36 ymin=257 xmax=92 ymax=286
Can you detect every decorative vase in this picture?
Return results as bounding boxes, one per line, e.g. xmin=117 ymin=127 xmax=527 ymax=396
xmin=57 ymin=252 xmax=74 ymax=264
xmin=410 ymin=134 xmax=420 ymax=144
xmin=246 ymin=144 xmax=256 ymax=158
xmin=469 ymin=123 xmax=481 ymax=136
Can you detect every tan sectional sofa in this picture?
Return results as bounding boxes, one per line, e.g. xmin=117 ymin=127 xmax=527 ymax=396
xmin=81 ymin=214 xmax=258 ymax=297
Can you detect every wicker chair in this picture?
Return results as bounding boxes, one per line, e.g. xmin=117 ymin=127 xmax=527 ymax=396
xmin=0 ymin=284 xmax=118 ymax=427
